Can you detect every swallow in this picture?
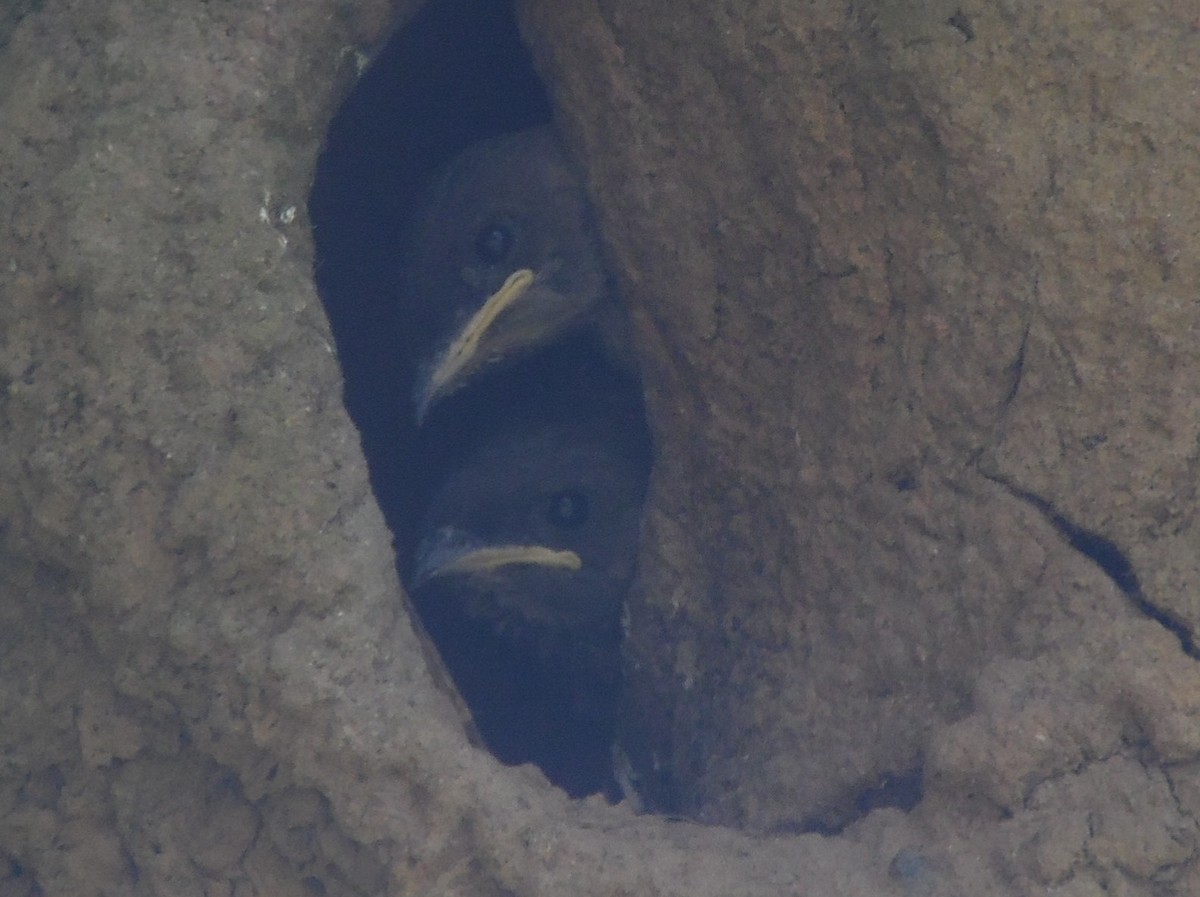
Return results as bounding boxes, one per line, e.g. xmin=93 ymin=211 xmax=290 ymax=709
xmin=404 ymin=342 xmax=651 ymax=794
xmin=398 ymin=126 xmax=630 ymax=422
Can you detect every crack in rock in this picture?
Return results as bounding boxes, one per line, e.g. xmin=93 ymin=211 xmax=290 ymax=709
xmin=979 ymin=469 xmax=1198 ymax=659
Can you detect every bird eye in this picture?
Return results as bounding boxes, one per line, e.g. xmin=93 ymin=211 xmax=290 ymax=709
xmin=547 ymin=489 xmax=589 ymax=530
xmin=474 ymin=217 xmax=516 ymax=265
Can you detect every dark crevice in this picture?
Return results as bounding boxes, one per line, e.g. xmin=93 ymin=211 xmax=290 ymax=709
xmin=771 ymin=767 xmax=925 ymax=836
xmin=946 ymin=10 xmax=976 ymax=42
xmin=1002 ymin=323 xmax=1029 ymax=404
xmin=979 ymin=468 xmax=1198 ymax=659
xmin=310 ymin=0 xmax=651 ymax=800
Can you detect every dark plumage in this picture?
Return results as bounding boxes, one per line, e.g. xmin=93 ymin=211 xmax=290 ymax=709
xmin=405 ymin=342 xmax=651 ymax=796
xmin=413 ymin=414 xmax=646 ymax=631
xmin=398 ymin=126 xmax=629 ymax=422
xmin=396 ymin=124 xmax=649 ymax=796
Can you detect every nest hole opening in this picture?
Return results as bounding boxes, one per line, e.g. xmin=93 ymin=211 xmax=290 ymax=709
xmin=309 ymin=0 xmax=654 ymax=800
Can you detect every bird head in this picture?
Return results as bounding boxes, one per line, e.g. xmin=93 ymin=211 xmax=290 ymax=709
xmin=409 ymin=418 xmax=647 ymax=635
xmin=399 ymin=126 xmax=613 ymax=422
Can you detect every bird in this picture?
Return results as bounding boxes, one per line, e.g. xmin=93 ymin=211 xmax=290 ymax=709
xmin=396 ymin=125 xmax=632 ymax=423
xmin=403 ymin=340 xmax=651 ymax=796
xmin=411 ymin=411 xmax=647 ymax=634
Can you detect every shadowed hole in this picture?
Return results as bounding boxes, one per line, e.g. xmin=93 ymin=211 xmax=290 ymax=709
xmin=309 ymin=0 xmax=653 ymax=799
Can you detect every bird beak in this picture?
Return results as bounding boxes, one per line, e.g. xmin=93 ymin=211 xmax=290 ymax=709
xmin=413 ymin=268 xmax=535 ymax=423
xmin=411 ymin=526 xmax=582 ymax=589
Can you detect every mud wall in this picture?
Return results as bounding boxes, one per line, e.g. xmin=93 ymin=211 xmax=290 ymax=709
xmin=2 ymin=1 xmax=1198 ymax=895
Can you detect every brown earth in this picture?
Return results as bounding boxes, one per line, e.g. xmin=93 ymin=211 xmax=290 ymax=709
xmin=2 ymin=1 xmax=1198 ymax=895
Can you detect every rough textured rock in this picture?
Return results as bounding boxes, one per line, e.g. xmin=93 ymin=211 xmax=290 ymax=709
xmin=1 ymin=1 xmax=1198 ymax=896
xmin=523 ymin=0 xmax=1200 ymax=834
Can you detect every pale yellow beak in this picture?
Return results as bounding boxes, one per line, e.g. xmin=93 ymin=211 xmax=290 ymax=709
xmin=416 ymin=542 xmax=582 ymax=586
xmin=415 ymin=268 xmax=536 ymax=422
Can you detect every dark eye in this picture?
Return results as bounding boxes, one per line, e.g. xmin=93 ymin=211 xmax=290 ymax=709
xmin=547 ymin=489 xmax=589 ymax=530
xmin=474 ymin=217 xmax=516 ymax=265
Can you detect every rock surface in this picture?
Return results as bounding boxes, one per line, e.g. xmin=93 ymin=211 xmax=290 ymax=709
xmin=1 ymin=0 xmax=1198 ymax=895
